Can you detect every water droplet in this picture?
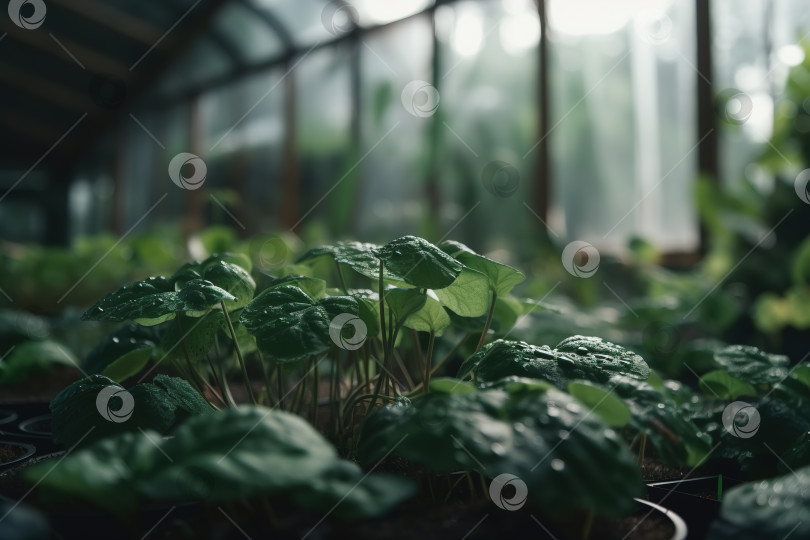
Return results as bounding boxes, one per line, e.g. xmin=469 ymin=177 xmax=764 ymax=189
xmin=576 ymin=346 xmax=589 ymax=355
xmin=565 ymin=403 xmax=581 ymax=414
xmin=783 ymin=496 xmax=795 ymax=509
xmin=534 ymin=348 xmax=555 ymax=359
xmin=514 ymin=422 xmax=526 ymax=433
xmin=95 ymin=307 xmax=104 ymax=312
xmin=557 ymin=355 xmax=576 ymax=368
xmin=657 ymin=403 xmax=666 ymax=409
xmin=558 ymin=429 xmax=570 ymax=440
xmin=547 ymin=406 xmax=561 ymax=417
xmin=604 ymin=429 xmax=616 ymax=440
xmin=768 ymin=495 xmax=780 ymax=508
xmin=551 ymin=459 xmax=565 ymax=471
xmin=756 ymin=493 xmax=768 ymax=506
xmin=491 ymin=443 xmax=506 ymax=456
xmin=112 ymin=337 xmax=120 ymax=344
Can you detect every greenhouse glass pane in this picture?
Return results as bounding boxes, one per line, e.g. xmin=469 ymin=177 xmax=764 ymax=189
xmin=356 ymin=15 xmax=433 ymax=240
xmin=249 ymin=0 xmax=335 ymax=46
xmin=547 ymin=0 xmax=698 ymax=253
xmin=199 ymin=70 xmax=285 ymax=227
xmin=212 ymin=2 xmax=284 ymax=63
xmin=353 ymin=0 xmax=434 ymax=27
xmin=713 ymin=0 xmax=810 ymax=193
xmin=153 ymin=38 xmax=231 ymax=98
xmin=296 ymin=46 xmax=352 ymax=232
xmin=435 ymin=0 xmax=538 ymax=253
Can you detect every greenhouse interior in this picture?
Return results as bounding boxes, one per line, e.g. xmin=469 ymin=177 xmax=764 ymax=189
xmin=1 ymin=0 xmax=810 ymax=538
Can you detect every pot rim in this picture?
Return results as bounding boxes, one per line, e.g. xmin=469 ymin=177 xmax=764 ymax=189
xmin=634 ymin=497 xmax=688 ymax=540
xmin=17 ymin=414 xmax=52 ymax=437
xmin=0 ymin=409 xmax=18 ymax=426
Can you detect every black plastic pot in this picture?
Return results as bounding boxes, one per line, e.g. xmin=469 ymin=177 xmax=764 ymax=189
xmin=0 ymin=402 xmax=62 ymax=459
xmin=0 ymin=440 xmax=36 ymax=472
xmin=646 ymin=475 xmax=742 ymax=539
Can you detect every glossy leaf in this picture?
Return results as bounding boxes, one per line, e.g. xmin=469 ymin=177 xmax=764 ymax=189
xmin=383 ymin=288 xmax=427 ymax=326
xmin=83 ymin=324 xmax=160 ymax=382
xmin=440 ymin=240 xmax=525 ymax=296
xmin=240 ymin=285 xmax=359 ymax=360
xmin=567 ymin=380 xmax=631 ymax=427
xmin=708 ymin=466 xmax=810 ymax=540
xmin=433 ymin=267 xmax=491 ymax=317
xmin=359 ymin=388 xmax=643 ymax=516
xmin=375 ymin=236 xmax=463 ymax=289
xmin=262 ymin=274 xmax=327 ymax=300
xmin=555 ymin=335 xmax=650 ymax=381
xmin=401 ymin=293 xmax=450 ymax=335
xmin=50 ymin=374 xmax=211 ymax=447
xmin=458 ymin=340 xmax=568 ymax=387
xmin=712 ymin=345 xmax=790 ymax=385
xmin=458 ymin=337 xmax=651 ymax=388
xmin=82 ymin=277 xmax=234 ymax=326
xmin=27 ymin=406 xmax=414 ymax=520
xmin=298 ymin=241 xmax=398 ymax=281
xmin=699 ymin=370 xmax=757 ymax=399
xmin=610 ymin=375 xmax=712 ymax=467
xmin=201 ymin=260 xmax=256 ymax=312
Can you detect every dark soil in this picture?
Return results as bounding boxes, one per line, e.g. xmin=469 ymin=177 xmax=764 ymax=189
xmin=0 ymin=442 xmax=29 ymax=463
xmin=641 ymin=457 xmax=688 ymax=482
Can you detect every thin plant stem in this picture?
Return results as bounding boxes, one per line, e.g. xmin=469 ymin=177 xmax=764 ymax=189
xmin=335 ymin=260 xmax=348 ymax=293
xmin=411 ymin=329 xmax=425 ymax=380
xmin=475 ymin=291 xmax=497 ymax=352
xmin=220 ymin=301 xmax=257 ymax=405
xmin=258 ymin=352 xmax=274 ymax=407
xmin=638 ymin=433 xmax=648 ymax=466
xmin=276 ymin=364 xmax=285 ymax=410
xmin=442 ymin=473 xmax=468 ymax=504
xmin=311 ymin=359 xmax=319 ymax=426
xmin=424 ymin=331 xmax=436 ymax=392
xmin=393 ymin=350 xmax=415 ymax=390
xmin=581 ymin=510 xmax=595 ymax=540
xmin=174 ymin=317 xmax=208 ymax=396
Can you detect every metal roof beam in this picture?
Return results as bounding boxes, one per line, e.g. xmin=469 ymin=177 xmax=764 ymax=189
xmin=50 ymin=0 xmax=163 ymax=45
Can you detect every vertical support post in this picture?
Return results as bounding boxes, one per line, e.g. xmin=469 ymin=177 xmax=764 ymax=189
xmin=111 ymin=126 xmax=125 ymax=236
xmin=536 ymin=0 xmax=551 ymax=230
xmin=46 ymin=166 xmax=71 ymax=246
xmin=695 ymin=0 xmax=718 ymax=254
xmin=186 ymin=95 xmax=205 ymax=242
xmin=281 ymin=56 xmax=300 ymax=230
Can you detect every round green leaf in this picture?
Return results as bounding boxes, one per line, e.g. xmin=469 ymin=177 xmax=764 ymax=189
xmin=402 ymin=293 xmax=451 ymax=336
xmin=567 ymin=380 xmax=631 ymax=427
xmin=440 ymin=240 xmax=525 ymax=296
xmin=376 ymin=236 xmax=463 ymax=289
xmin=433 ymin=267 xmax=491 ymax=317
